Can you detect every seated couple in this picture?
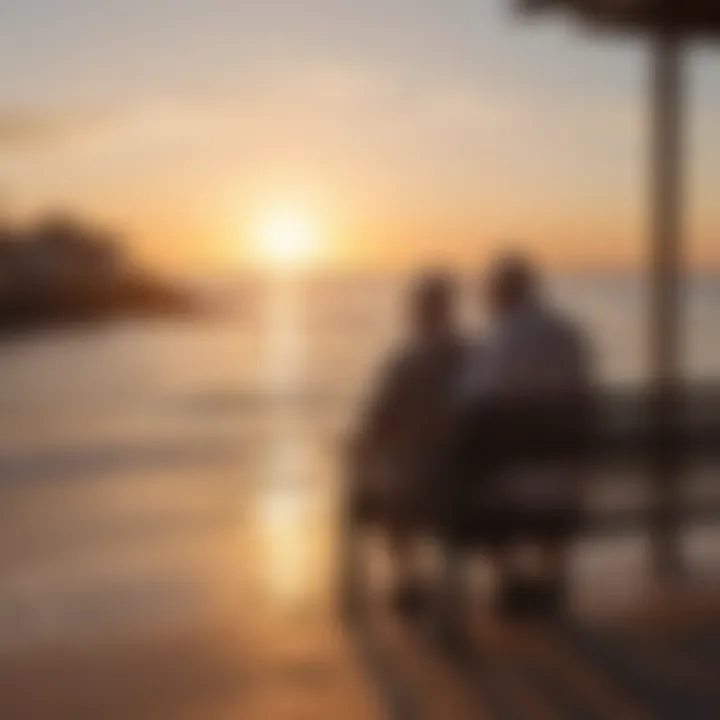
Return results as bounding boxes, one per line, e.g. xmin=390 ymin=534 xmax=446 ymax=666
xmin=352 ymin=254 xmax=593 ymax=620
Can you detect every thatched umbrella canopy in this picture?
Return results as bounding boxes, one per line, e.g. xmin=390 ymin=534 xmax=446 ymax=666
xmin=515 ymin=0 xmax=720 ymax=581
xmin=521 ymin=1 xmax=720 ymax=35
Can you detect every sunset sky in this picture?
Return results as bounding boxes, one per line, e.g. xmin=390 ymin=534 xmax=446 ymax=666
xmin=1 ymin=0 xmax=719 ymax=271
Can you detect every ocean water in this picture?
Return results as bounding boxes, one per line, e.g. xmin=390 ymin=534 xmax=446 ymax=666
xmin=1 ymin=274 xmax=718 ymax=435
xmin=0 ymin=274 xmax=718 ymax=649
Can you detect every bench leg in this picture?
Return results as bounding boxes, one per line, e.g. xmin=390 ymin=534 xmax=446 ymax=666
xmin=432 ymin=546 xmax=466 ymax=649
xmin=497 ymin=544 xmax=570 ymax=620
xmin=339 ymin=495 xmax=366 ymax=622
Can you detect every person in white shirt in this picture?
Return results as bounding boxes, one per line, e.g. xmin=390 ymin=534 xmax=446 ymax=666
xmin=461 ymin=254 xmax=593 ymax=615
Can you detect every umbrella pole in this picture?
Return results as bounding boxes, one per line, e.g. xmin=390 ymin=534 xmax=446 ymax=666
xmin=650 ymin=30 xmax=684 ymax=582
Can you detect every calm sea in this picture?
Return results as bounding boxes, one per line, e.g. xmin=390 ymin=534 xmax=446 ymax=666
xmin=1 ymin=274 xmax=718 ymax=436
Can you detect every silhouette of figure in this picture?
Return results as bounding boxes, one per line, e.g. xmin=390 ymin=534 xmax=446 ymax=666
xmin=458 ymin=254 xmax=593 ymax=615
xmin=353 ymin=272 xmax=466 ymax=617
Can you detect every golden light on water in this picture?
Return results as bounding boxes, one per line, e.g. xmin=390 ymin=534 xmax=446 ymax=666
xmin=255 ymin=205 xmax=321 ymax=268
xmin=254 ymin=277 xmax=314 ymax=611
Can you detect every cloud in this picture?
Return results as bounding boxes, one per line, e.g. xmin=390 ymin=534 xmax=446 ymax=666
xmin=0 ymin=108 xmax=108 ymax=151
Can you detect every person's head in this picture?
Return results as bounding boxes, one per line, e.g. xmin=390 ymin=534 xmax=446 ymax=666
xmin=408 ymin=271 xmax=456 ymax=339
xmin=483 ymin=253 xmax=541 ymax=320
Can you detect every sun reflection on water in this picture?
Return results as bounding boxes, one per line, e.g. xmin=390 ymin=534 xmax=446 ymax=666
xmin=255 ymin=277 xmax=314 ymax=612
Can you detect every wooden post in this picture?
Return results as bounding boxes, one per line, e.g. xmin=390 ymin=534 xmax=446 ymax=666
xmin=650 ymin=30 xmax=684 ymax=581
xmin=339 ymin=446 xmax=365 ymax=622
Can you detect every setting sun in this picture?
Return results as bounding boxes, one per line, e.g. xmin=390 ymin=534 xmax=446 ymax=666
xmin=256 ymin=206 xmax=320 ymax=268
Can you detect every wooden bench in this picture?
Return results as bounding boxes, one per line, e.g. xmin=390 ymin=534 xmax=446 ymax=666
xmin=342 ymin=382 xmax=720 ymax=620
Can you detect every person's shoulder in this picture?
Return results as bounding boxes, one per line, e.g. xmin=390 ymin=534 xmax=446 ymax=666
xmin=384 ymin=343 xmax=417 ymax=374
xmin=448 ymin=333 xmax=473 ymax=357
xmin=441 ymin=334 xmax=477 ymax=373
xmin=544 ymin=308 xmax=586 ymax=345
xmin=543 ymin=309 xmax=594 ymax=372
xmin=367 ymin=344 xmax=418 ymax=405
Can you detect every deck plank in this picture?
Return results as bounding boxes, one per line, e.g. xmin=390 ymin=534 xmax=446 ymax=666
xmin=362 ymin=607 xmax=489 ymax=720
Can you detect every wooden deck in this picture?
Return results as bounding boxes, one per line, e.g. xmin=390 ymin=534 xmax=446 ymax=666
xmin=340 ymin=524 xmax=720 ymax=720
xmin=348 ymin=579 xmax=720 ymax=719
